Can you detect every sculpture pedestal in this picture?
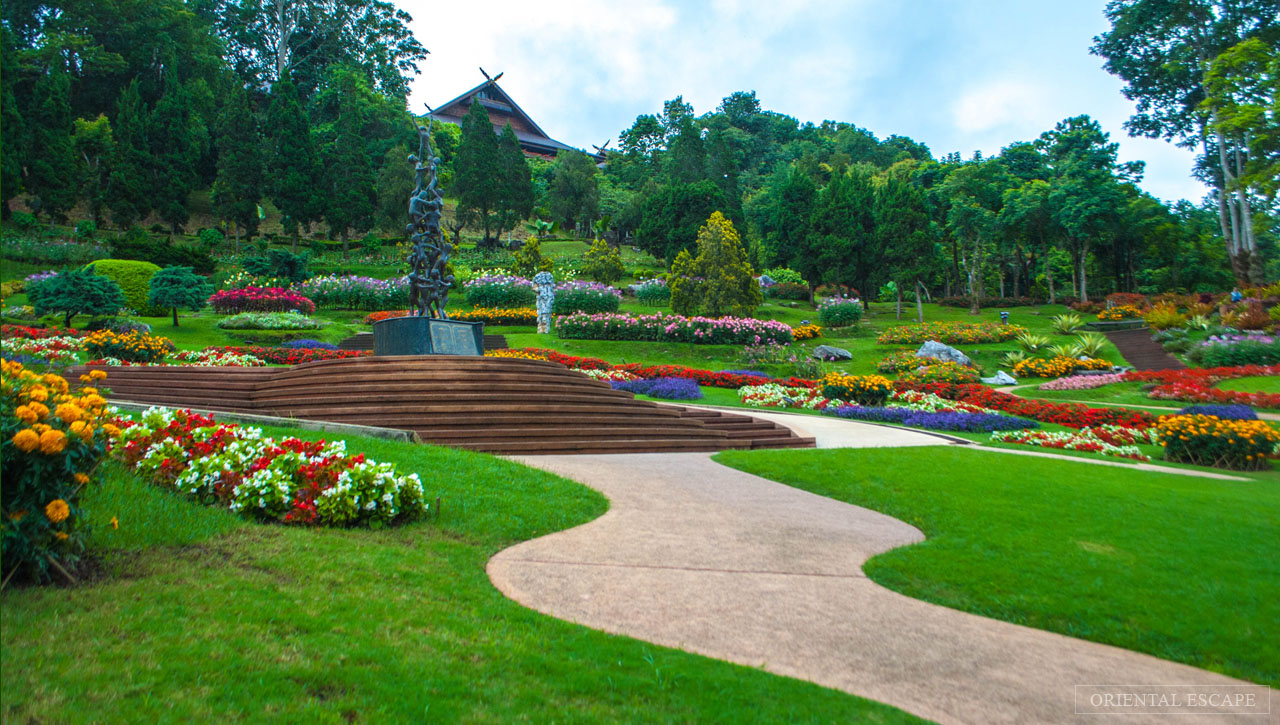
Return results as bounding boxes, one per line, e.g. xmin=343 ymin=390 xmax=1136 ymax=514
xmin=372 ymin=316 xmax=485 ymax=356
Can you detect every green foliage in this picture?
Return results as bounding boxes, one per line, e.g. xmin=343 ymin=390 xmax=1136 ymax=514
xmin=668 ymin=249 xmax=699 ymax=316
xmin=10 ymin=211 xmax=38 ymax=231
xmin=242 ymin=249 xmax=309 ymax=283
xmin=636 ymin=180 xmax=731 ymax=263
xmin=70 ymin=114 xmax=114 ymax=223
xmin=106 ymin=81 xmax=151 ymax=228
xmin=817 ymin=297 xmax=865 ymax=327
xmin=374 ymin=144 xmax=414 ymax=233
xmin=74 ymin=220 xmax=97 ymax=240
xmin=265 ymin=75 xmax=322 ymax=248
xmin=761 ymin=267 xmax=805 ymax=285
xmin=216 ymin=311 xmax=320 ymax=330
xmin=110 ymin=227 xmax=216 ymax=275
xmin=211 ymin=83 xmax=264 ymax=242
xmin=148 ymin=266 xmax=213 ymax=326
xmin=582 ymin=238 xmax=625 ymax=284
xmin=148 ymin=74 xmax=205 ymax=233
xmin=552 ymin=288 xmax=621 ymax=315
xmin=634 ymin=279 xmax=671 ymax=306
xmin=84 ymin=259 xmax=163 ymax=315
xmin=24 ymin=60 xmax=78 ymax=221
xmin=549 ymin=149 xmax=600 ymax=230
xmin=511 ymin=237 xmax=553 ymax=277
xmin=455 ymin=101 xmax=534 ymax=248
xmin=1049 ymin=312 xmax=1085 ymax=334
xmin=28 ymin=267 xmax=126 ymax=328
xmin=1199 ymin=340 xmax=1280 ymax=367
xmin=688 ymin=212 xmax=761 ymax=317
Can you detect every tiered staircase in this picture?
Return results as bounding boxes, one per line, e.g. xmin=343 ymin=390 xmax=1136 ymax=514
xmin=337 ymin=332 xmax=509 ymax=352
xmin=81 ymin=356 xmax=812 ymax=455
xmin=1103 ymin=328 xmax=1187 ymax=371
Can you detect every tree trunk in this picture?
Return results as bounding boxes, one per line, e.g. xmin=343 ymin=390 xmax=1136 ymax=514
xmin=341 ymin=230 xmax=349 ymax=260
xmin=65 ymin=311 xmax=74 ymax=329
xmin=895 ymin=283 xmax=902 ymax=320
xmin=172 ymin=306 xmax=179 ymax=327
xmin=807 ymin=281 xmax=817 ymax=306
xmin=968 ymin=235 xmax=981 ymax=315
xmin=234 ymin=224 xmax=241 ymax=255
xmin=1078 ymin=239 xmax=1089 ymax=303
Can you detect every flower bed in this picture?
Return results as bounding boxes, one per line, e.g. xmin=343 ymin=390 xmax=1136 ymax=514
xmin=1157 ymin=414 xmax=1278 ymax=470
xmin=1193 ymin=334 xmax=1280 ymax=367
xmin=876 ymin=322 xmax=1027 ymax=345
xmin=1012 ymin=356 xmax=1112 ymax=379
xmin=209 ymin=286 xmax=316 ymax=315
xmin=817 ymin=295 xmax=863 ymax=327
xmin=508 ymin=348 xmax=817 ymax=389
xmin=896 ymin=381 xmax=1155 ymax=429
xmin=792 ymin=324 xmax=822 ymax=341
xmin=990 ymin=429 xmax=1151 ymax=461
xmin=556 ymin=312 xmax=794 ymax=346
xmin=738 ymin=384 xmax=837 ymax=410
xmin=1 ymin=335 xmax=85 ymax=365
xmin=1178 ymin=404 xmax=1257 ymax=420
xmin=216 ymin=311 xmax=321 ymax=330
xmin=876 ymin=350 xmax=943 ymax=374
xmin=1096 ymin=305 xmax=1143 ymax=321
xmin=112 ymin=407 xmax=429 ymax=526
xmin=827 ymin=405 xmax=1037 ymax=432
xmin=1123 ymin=365 xmax=1280 ymax=409
xmin=898 ymin=361 xmax=980 ymax=385
xmin=552 ymin=281 xmax=622 ymax=315
xmin=2 ymin=362 xmax=119 ymax=582
xmin=1 ymin=324 xmax=88 ymax=340
xmin=280 ymin=339 xmax=338 ymax=350
xmin=1037 ymin=373 xmax=1126 ymax=391
xmin=208 ymin=346 xmax=367 ymax=365
xmin=610 ymin=377 xmax=703 ymax=400
xmin=465 ymin=274 xmax=535 ymax=308
xmin=292 ymin=275 xmax=408 ymax=310
xmin=83 ymin=329 xmax=175 ymax=364
xmin=633 ymin=278 xmax=670 ymax=306
xmin=821 ymin=372 xmax=893 ymax=406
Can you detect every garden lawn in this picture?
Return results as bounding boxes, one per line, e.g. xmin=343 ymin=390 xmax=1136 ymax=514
xmin=1 ymin=425 xmax=917 ymax=724
xmin=1219 ymin=375 xmax=1280 ymax=395
xmin=713 ymin=446 xmax=1280 ymax=686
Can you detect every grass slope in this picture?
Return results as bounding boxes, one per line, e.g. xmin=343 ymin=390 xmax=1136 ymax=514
xmin=1 ymin=427 xmax=918 ymax=723
xmin=713 ymin=446 xmax=1280 ymax=686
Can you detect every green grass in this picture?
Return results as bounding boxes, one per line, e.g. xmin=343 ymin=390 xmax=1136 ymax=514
xmin=713 ymin=446 xmax=1280 ymax=686
xmin=1220 ymin=375 xmax=1280 ymax=394
xmin=1 ymin=425 xmax=918 ymax=723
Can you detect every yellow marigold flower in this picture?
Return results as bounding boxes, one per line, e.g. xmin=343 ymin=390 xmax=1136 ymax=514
xmin=15 ymin=405 xmax=38 ymax=424
xmin=44 ymin=499 xmax=70 ymax=523
xmin=74 ymin=473 xmax=90 ymax=485
xmin=69 ymin=420 xmax=87 ymax=436
xmin=56 ymin=402 xmax=84 ymax=424
xmin=28 ymin=386 xmax=48 ymax=402
xmin=11 ymin=428 xmax=39 ymax=452
xmin=90 ymin=369 xmax=108 ymax=381
xmin=77 ymin=424 xmax=94 ymax=443
xmin=101 ymin=423 xmax=121 ymax=438
xmin=82 ymin=394 xmax=107 ymax=408
xmin=79 ymin=374 xmax=93 ymax=383
xmin=80 ymin=387 xmax=99 ymax=396
xmin=27 ymin=401 xmax=48 ymax=419
xmin=38 ymin=429 xmax=67 ymax=455
xmin=54 ymin=531 xmax=69 ymax=541
xmin=110 ymin=516 xmax=119 ymax=529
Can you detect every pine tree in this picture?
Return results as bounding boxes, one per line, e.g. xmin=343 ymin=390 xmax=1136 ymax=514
xmin=1 ymin=29 xmax=25 ymax=218
xmin=211 ymin=83 xmax=265 ymax=250
xmin=691 ymin=211 xmax=761 ymax=317
xmin=265 ymin=74 xmax=321 ymax=251
xmin=454 ymin=99 xmax=503 ymax=247
xmin=107 ymin=80 xmax=152 ymax=229
xmin=497 ymin=124 xmax=534 ymax=243
xmin=876 ymin=177 xmax=934 ymax=321
xmin=71 ymin=115 xmax=114 ymax=225
xmin=373 ymin=144 xmax=414 ymax=233
xmin=319 ymin=126 xmax=375 ymax=258
xmin=24 ymin=60 xmax=78 ymax=221
xmin=149 ymin=75 xmax=202 ymax=234
xmin=549 ymin=149 xmax=599 ymax=232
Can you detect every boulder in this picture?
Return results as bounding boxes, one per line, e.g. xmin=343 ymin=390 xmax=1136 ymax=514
xmin=915 ymin=340 xmax=971 ymax=367
xmin=812 ymin=345 xmax=852 ymax=361
xmin=980 ymin=370 xmax=1018 ymax=386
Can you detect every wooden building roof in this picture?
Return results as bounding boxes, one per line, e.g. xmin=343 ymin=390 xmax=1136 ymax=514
xmin=428 ymin=73 xmax=601 ymax=161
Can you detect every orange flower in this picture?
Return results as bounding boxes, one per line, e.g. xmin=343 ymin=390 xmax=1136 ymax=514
xmin=56 ymin=402 xmax=84 ymax=424
xmin=44 ymin=499 xmax=70 ymax=523
xmin=89 ymin=369 xmax=108 ymax=381
xmin=38 ymin=429 xmax=67 ymax=455
xmin=74 ymin=473 xmax=90 ymax=485
xmin=54 ymin=531 xmax=69 ymax=541
xmin=11 ymin=428 xmax=39 ymax=452
xmin=14 ymin=405 xmax=37 ymax=424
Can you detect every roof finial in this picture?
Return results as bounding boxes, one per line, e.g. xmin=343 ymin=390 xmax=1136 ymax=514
xmin=479 ymin=67 xmax=503 ymax=84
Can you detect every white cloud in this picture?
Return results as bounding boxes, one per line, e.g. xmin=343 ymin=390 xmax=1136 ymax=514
xmin=952 ymin=79 xmax=1052 ymax=134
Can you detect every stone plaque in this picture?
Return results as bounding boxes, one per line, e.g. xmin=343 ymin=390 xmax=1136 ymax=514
xmin=373 ymin=316 xmax=484 ymax=356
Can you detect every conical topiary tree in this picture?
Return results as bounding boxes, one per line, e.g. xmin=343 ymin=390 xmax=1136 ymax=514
xmin=148 ymin=266 xmax=213 ymax=326
xmin=691 ymin=211 xmax=761 ymax=317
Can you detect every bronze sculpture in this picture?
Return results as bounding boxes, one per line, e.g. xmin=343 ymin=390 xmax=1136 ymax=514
xmin=406 ymin=115 xmax=453 ymax=319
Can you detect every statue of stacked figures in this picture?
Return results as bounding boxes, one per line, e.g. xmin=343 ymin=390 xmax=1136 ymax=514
xmin=406 ymin=122 xmax=452 ymax=318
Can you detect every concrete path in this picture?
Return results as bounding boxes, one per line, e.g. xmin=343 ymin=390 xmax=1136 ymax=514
xmin=490 ymin=424 xmax=1264 ymax=723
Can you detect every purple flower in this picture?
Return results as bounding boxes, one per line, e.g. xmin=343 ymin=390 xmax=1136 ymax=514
xmin=825 ymin=406 xmax=1038 ymax=432
xmin=1177 ymin=404 xmax=1257 ymax=420
xmin=610 ymin=377 xmax=703 ymax=400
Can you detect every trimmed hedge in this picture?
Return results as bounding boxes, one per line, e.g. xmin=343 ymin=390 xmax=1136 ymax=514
xmin=84 ymin=259 xmax=164 ymax=315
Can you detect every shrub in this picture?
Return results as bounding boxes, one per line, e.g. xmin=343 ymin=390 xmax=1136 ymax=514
xmin=1015 ymin=332 xmax=1052 ymax=354
xmin=556 ymin=312 xmax=793 ymax=346
xmin=243 ymin=249 xmax=309 ymax=283
xmin=761 ymin=267 xmax=805 ymax=285
xmin=465 ymin=274 xmax=535 ymax=308
xmin=820 ymin=372 xmax=893 ymax=406
xmin=1106 ymin=292 xmax=1147 ymax=309
xmin=688 ymin=212 xmax=762 ymax=317
xmin=511 ymin=237 xmax=554 ymax=277
xmin=1178 ymin=404 xmax=1257 ymax=420
xmin=764 ymin=282 xmax=809 ymax=300
xmin=1197 ymin=337 xmax=1280 ymax=367
xmin=1 ymin=361 xmax=117 ymax=583
xmin=1144 ymin=303 xmax=1187 ymax=330
xmin=113 ymin=408 xmax=428 ymax=526
xmin=634 ymin=278 xmax=671 ymax=306
xmin=877 ymin=322 xmax=1026 ymax=345
xmin=28 ymin=268 xmax=126 ymax=328
xmin=292 ymin=275 xmax=408 ymax=311
xmin=83 ymin=259 xmax=163 ymax=316
xmin=1074 ymin=332 xmax=1109 ymax=358
xmin=582 ymin=238 xmax=625 ymax=284
xmin=74 ymin=220 xmax=97 ymax=240
xmin=877 ymin=350 xmax=943 ymax=374
xmin=610 ymin=377 xmax=703 ymax=400
xmin=11 ymin=211 xmax=38 ymax=230
xmin=898 ymin=361 xmax=980 ymax=385
xmin=1013 ymin=356 xmax=1112 ymax=379
xmin=149 ymin=266 xmax=213 ymax=326
xmin=196 ymin=227 xmax=224 ymax=251
xmin=1157 ymin=414 xmax=1278 ymax=470
xmin=1070 ymin=300 xmax=1105 ymax=314
xmin=552 ymin=281 xmax=622 ymax=315
xmin=217 ymin=311 xmax=321 ymax=330
xmin=83 ymin=329 xmax=175 ymax=363
xmin=208 ymin=286 xmax=316 ymax=315
xmin=86 ymin=318 xmax=152 ymax=335
xmin=817 ymin=295 xmax=864 ymax=327
xmin=111 ymin=226 xmax=215 ymax=274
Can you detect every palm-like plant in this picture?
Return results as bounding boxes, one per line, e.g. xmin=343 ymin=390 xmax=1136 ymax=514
xmin=1047 ymin=342 xmax=1083 ymax=359
xmin=1186 ymin=314 xmax=1212 ymax=331
xmin=1000 ymin=350 xmax=1029 ymax=367
xmin=1074 ymin=332 xmax=1108 ymax=358
xmin=1049 ymin=312 xmax=1085 ymax=334
xmin=1015 ymin=332 xmax=1052 ymax=354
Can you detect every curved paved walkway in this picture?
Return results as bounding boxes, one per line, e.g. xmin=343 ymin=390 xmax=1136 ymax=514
xmin=490 ymin=422 xmax=1261 ymax=723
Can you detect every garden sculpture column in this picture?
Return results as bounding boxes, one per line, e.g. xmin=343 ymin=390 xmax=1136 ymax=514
xmin=534 ymin=272 xmax=555 ymax=334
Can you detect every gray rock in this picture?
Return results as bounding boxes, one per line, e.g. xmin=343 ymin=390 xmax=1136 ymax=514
xmin=915 ymin=340 xmax=972 ymax=367
xmin=980 ymin=370 xmax=1018 ymax=385
xmin=812 ymin=345 xmax=852 ymax=361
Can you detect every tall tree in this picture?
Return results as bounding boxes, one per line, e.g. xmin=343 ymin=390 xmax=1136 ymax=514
xmin=758 ymin=163 xmax=816 ymax=268
xmin=1 ymin=28 xmax=25 ymax=218
xmin=373 ymin=143 xmax=414 ymax=233
xmin=106 ymin=80 xmax=152 ymax=228
xmin=941 ymin=159 xmax=1008 ymax=313
xmin=496 ymin=124 xmax=534 ymax=243
xmin=211 ymin=83 xmax=265 ymax=250
xmin=876 ymin=176 xmax=935 ymax=321
xmin=635 ymin=180 xmax=730 ymax=264
xmin=318 ymin=125 xmax=375 ymax=256
xmin=70 ymin=115 xmax=114 ymax=225
xmin=1201 ymin=37 xmax=1280 ymax=201
xmin=24 ymin=59 xmax=78 ymax=221
xmin=548 ymin=149 xmax=599 ymax=233
xmin=453 ymin=99 xmax=504 ymax=248
xmin=690 ymin=211 xmax=762 ymax=317
xmin=149 ymin=74 xmax=205 ymax=234
xmin=265 ymin=74 xmax=321 ymax=250
xmin=1092 ymin=0 xmax=1278 ymax=282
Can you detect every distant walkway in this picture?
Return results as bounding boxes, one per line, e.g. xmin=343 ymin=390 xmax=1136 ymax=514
xmin=489 ymin=420 xmax=1255 ymax=723
xmin=1104 ymin=328 xmax=1185 ymax=370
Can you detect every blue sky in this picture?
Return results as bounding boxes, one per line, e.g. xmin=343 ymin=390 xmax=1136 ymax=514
xmin=403 ymin=0 xmax=1207 ymax=204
